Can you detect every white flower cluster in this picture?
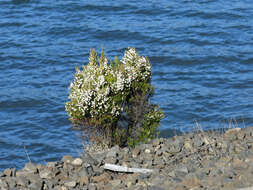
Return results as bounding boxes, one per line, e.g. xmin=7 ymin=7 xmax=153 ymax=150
xmin=65 ymin=48 xmax=152 ymax=121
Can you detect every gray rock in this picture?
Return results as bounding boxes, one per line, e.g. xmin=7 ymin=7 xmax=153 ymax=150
xmin=88 ymin=183 xmax=97 ymax=190
xmin=106 ymin=145 xmax=119 ymax=158
xmin=103 ymin=183 xmax=114 ymax=190
xmin=79 ymin=176 xmax=89 ymax=186
xmin=16 ymin=176 xmax=29 ymax=187
xmin=150 ymin=175 xmax=167 ymax=186
xmin=139 ymin=144 xmax=153 ymax=151
xmin=86 ymin=165 xmax=94 ymax=176
xmin=110 ymin=179 xmax=121 ymax=186
xmin=61 ymin=155 xmax=73 ymax=163
xmin=16 ymin=169 xmax=34 ymax=177
xmin=5 ymin=177 xmax=17 ymax=189
xmin=184 ymin=141 xmax=192 ymax=150
xmin=225 ymin=128 xmax=241 ymax=136
xmin=122 ymin=147 xmax=130 ymax=154
xmin=83 ymin=153 xmax=99 ymax=166
xmin=132 ymin=148 xmax=141 ymax=158
xmin=64 ymin=180 xmax=77 ymax=187
xmin=92 ymin=173 xmax=110 ymax=184
xmin=39 ymin=169 xmax=52 ymax=179
xmin=0 ymin=178 xmax=9 ymax=189
xmin=193 ymin=135 xmax=205 ymax=147
xmin=148 ymin=186 xmax=164 ymax=190
xmin=89 ymin=152 xmax=107 ymax=165
xmin=23 ymin=173 xmax=41 ymax=184
xmin=152 ymin=139 xmax=161 ymax=147
xmin=2 ymin=127 xmax=253 ymax=190
xmin=46 ymin=161 xmax=58 ymax=168
xmin=3 ymin=168 xmax=12 ymax=177
xmin=175 ymin=166 xmax=188 ymax=175
xmin=64 ymin=162 xmax=74 ymax=172
xmin=24 ymin=162 xmax=38 ymax=173
xmin=104 ymin=157 xmax=117 ymax=164
xmin=78 ymin=167 xmax=89 ymax=177
xmin=92 ymin=165 xmax=104 ymax=176
xmin=28 ymin=181 xmax=43 ymax=190
xmin=45 ymin=179 xmax=57 ymax=189
xmin=137 ymin=173 xmax=151 ymax=180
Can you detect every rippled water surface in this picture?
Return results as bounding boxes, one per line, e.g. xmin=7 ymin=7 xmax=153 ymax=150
xmin=1 ymin=0 xmax=253 ymax=170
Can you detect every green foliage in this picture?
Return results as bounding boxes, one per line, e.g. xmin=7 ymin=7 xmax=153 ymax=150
xmin=65 ymin=47 xmax=164 ymax=148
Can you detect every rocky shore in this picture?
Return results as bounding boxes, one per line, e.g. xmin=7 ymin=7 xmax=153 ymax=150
xmin=1 ymin=127 xmax=253 ymax=190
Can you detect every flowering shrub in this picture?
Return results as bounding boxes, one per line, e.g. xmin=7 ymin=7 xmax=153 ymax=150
xmin=65 ymin=47 xmax=164 ymax=147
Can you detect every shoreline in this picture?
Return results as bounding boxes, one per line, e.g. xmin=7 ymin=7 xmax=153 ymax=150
xmin=1 ymin=126 xmax=253 ymax=189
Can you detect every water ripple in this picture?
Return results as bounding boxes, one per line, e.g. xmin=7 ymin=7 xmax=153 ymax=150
xmin=1 ymin=0 xmax=253 ymax=170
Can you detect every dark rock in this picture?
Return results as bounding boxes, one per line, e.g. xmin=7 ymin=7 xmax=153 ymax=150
xmin=86 ymin=165 xmax=94 ymax=176
xmin=11 ymin=168 xmax=16 ymax=177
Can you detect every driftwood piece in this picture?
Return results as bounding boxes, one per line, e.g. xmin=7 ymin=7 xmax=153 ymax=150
xmin=103 ymin=163 xmax=153 ymax=174
xmin=237 ymin=187 xmax=253 ymax=190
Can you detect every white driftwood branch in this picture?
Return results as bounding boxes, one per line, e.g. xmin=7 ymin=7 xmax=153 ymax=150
xmin=103 ymin=163 xmax=153 ymax=173
xmin=237 ymin=187 xmax=253 ymax=190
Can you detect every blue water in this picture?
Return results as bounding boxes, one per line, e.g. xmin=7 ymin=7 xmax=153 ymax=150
xmin=1 ymin=0 xmax=253 ymax=170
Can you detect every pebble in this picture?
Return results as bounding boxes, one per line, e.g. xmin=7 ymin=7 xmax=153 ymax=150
xmin=1 ymin=127 xmax=253 ymax=189
xmin=72 ymin=158 xmax=83 ymax=166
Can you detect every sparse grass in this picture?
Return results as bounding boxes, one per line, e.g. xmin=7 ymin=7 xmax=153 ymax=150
xmin=23 ymin=145 xmax=31 ymax=163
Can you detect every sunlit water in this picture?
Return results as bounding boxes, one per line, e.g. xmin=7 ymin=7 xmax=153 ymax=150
xmin=1 ymin=0 xmax=253 ymax=170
